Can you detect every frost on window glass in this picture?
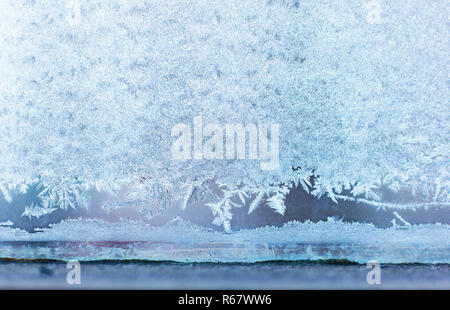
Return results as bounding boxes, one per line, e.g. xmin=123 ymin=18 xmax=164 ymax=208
xmin=0 ymin=0 xmax=448 ymax=232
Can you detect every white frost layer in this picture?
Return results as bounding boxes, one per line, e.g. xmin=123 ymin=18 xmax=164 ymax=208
xmin=0 ymin=0 xmax=448 ymax=224
xmin=0 ymin=218 xmax=448 ymax=263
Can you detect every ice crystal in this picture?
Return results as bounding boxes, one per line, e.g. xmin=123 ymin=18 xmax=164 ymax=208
xmin=0 ymin=0 xmax=448 ymax=230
